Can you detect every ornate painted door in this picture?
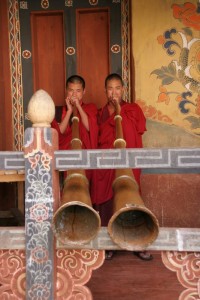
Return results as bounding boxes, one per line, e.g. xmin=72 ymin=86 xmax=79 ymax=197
xmin=17 ymin=0 xmax=130 ymax=131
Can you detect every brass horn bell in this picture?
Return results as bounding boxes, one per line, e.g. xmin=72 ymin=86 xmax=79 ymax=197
xmin=52 ymin=105 xmax=101 ymax=245
xmin=108 ymin=168 xmax=159 ymax=251
xmin=108 ymin=103 xmax=159 ymax=251
xmin=52 ymin=171 xmax=101 ymax=245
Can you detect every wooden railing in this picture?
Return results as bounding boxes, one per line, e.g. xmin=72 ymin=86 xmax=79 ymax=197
xmin=0 ymin=128 xmax=200 ymax=299
xmin=0 ymin=144 xmax=200 ymax=252
xmin=0 ymin=91 xmax=199 ymax=299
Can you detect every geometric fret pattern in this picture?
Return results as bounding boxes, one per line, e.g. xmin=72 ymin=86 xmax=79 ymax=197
xmin=0 ymin=143 xmax=200 ymax=299
xmin=0 ymin=151 xmax=24 ymax=170
xmin=0 ymin=148 xmax=200 ymax=170
xmin=55 ymin=148 xmax=200 ymax=170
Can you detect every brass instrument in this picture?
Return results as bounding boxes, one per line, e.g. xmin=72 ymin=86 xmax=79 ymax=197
xmin=107 ymin=103 xmax=159 ymax=251
xmin=52 ymin=105 xmax=101 ymax=245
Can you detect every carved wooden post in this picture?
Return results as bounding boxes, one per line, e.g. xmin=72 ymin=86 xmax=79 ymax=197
xmin=24 ymin=90 xmax=59 ymax=299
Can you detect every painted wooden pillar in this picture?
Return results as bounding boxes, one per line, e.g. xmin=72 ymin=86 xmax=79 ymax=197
xmin=24 ymin=90 xmax=59 ymax=299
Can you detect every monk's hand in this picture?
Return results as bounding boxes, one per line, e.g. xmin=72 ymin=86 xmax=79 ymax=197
xmin=110 ymin=96 xmax=121 ymax=114
xmin=110 ymin=97 xmax=119 ymax=107
xmin=108 ymin=96 xmax=114 ymax=105
xmin=71 ymin=97 xmax=81 ymax=108
xmin=66 ymin=97 xmax=73 ymax=113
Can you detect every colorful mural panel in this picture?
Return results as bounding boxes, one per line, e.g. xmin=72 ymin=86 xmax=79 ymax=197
xmin=132 ymin=1 xmax=200 ymax=138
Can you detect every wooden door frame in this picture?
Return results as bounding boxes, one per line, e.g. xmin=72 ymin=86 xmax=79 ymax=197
xmin=0 ymin=0 xmax=13 ymax=150
xmin=7 ymin=0 xmax=131 ymax=150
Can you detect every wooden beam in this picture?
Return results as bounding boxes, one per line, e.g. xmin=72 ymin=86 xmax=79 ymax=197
xmin=0 ymin=227 xmax=200 ymax=252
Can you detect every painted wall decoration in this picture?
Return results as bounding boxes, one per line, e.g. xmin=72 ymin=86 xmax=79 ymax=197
xmin=132 ymin=1 xmax=200 ymax=139
xmin=153 ymin=3 xmax=200 ymax=135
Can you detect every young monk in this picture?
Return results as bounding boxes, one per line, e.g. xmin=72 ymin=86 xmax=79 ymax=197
xmin=51 ymin=75 xmax=98 ymax=180
xmin=91 ymin=73 xmax=153 ymax=261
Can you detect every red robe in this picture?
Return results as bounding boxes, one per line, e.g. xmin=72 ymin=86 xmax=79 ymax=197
xmin=51 ymin=103 xmax=98 ymax=150
xmin=91 ymin=100 xmax=146 ymax=205
xmin=51 ymin=103 xmax=98 ymax=180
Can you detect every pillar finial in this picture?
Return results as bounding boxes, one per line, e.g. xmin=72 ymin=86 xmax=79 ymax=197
xmin=28 ymin=89 xmax=55 ymax=127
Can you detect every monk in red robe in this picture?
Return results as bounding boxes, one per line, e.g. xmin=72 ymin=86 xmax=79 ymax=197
xmin=51 ymin=75 xmax=98 ymax=180
xmin=91 ymin=73 xmax=152 ymax=261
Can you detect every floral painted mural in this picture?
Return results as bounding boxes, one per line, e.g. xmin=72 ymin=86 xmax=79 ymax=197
xmin=153 ymin=3 xmax=200 ymax=134
xmin=133 ymin=1 xmax=200 ymax=138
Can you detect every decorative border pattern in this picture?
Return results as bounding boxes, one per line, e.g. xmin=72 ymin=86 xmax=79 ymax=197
xmin=162 ymin=251 xmax=200 ymax=300
xmin=0 ymin=151 xmax=24 ymax=169
xmin=41 ymin=0 xmax=49 ymax=9
xmin=66 ymin=46 xmax=75 ymax=55
xmin=0 ymin=249 xmax=104 ymax=299
xmin=111 ymin=44 xmax=121 ymax=53
xmin=65 ymin=0 xmax=73 ymax=7
xmin=89 ymin=0 xmax=98 ymax=5
xmin=121 ymin=0 xmax=130 ymax=101
xmin=24 ymin=128 xmax=55 ymax=299
xmin=22 ymin=50 xmax=31 ymax=59
xmin=8 ymin=0 xmax=24 ymax=151
xmin=0 ymin=148 xmax=200 ymax=170
xmin=55 ymin=148 xmax=200 ymax=170
xmin=0 ymin=250 xmax=26 ymax=299
xmin=19 ymin=1 xmax=28 ymax=9
xmin=56 ymin=249 xmax=104 ymax=299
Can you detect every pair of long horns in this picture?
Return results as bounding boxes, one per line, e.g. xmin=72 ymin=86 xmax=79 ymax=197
xmin=52 ymin=169 xmax=159 ymax=251
xmin=52 ymin=103 xmax=159 ymax=250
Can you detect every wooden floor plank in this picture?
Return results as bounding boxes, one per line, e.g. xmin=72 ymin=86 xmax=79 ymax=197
xmin=87 ymin=251 xmax=183 ymax=300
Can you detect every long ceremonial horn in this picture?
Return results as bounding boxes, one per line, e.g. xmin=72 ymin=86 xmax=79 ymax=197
xmin=107 ymin=102 xmax=159 ymax=251
xmin=52 ymin=105 xmax=101 ymax=245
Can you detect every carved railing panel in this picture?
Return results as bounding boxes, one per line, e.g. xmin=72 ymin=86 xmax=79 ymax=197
xmin=0 ymin=249 xmax=104 ymax=299
xmin=162 ymin=251 xmax=200 ymax=300
xmin=0 ymin=250 xmax=26 ymax=299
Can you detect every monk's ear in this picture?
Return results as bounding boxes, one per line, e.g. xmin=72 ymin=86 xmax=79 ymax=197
xmin=83 ymin=88 xmax=86 ymax=95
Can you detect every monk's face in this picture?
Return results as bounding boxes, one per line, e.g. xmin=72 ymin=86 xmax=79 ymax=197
xmin=66 ymin=82 xmax=85 ymax=103
xmin=105 ymin=79 xmax=124 ymax=104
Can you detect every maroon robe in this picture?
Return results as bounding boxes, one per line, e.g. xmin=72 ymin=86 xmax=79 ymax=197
xmin=51 ymin=102 xmax=98 ymax=180
xmin=51 ymin=103 xmax=98 ymax=150
xmin=91 ymin=100 xmax=146 ymax=206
